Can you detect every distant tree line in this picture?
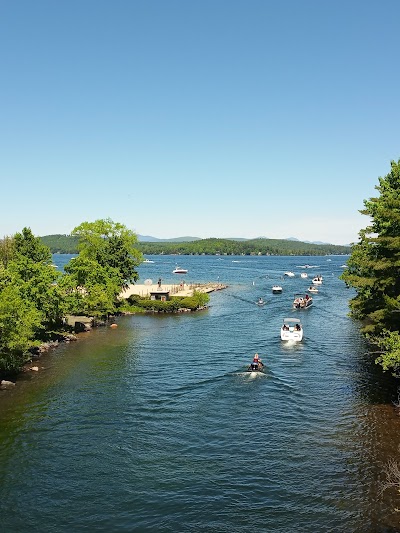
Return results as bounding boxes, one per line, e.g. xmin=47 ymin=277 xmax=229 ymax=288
xmin=41 ymin=234 xmax=351 ymax=256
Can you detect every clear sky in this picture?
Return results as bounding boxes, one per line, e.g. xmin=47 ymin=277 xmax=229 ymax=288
xmin=1 ymin=0 xmax=399 ymax=245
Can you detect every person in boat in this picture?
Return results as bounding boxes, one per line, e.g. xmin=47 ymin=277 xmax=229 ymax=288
xmin=295 ymin=323 xmax=301 ymax=331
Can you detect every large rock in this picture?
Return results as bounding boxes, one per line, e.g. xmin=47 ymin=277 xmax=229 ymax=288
xmin=0 ymin=380 xmax=16 ymax=388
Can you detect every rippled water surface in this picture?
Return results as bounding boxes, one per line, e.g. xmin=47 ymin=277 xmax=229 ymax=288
xmin=1 ymin=255 xmax=400 ymax=532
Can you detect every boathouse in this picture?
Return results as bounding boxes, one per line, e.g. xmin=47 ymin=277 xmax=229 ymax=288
xmin=150 ymin=290 xmax=170 ymax=302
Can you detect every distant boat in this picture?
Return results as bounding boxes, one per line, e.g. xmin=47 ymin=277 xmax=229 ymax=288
xmin=143 ymin=259 xmax=154 ymax=264
xmin=300 ymin=272 xmax=308 ymax=278
xmin=284 ymin=271 xmax=295 ymax=277
xmin=272 ymin=285 xmax=283 ymax=294
xmin=312 ymin=275 xmax=323 ymax=285
xmin=173 ymin=267 xmax=188 ymax=274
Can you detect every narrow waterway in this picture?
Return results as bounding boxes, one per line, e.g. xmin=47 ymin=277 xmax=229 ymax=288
xmin=1 ymin=255 xmax=400 ymax=532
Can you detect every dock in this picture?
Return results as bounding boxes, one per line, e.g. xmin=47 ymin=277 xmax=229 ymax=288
xmin=120 ymin=282 xmax=227 ymax=299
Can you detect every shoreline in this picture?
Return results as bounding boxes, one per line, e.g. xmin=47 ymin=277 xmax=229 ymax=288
xmin=0 ymin=282 xmax=228 ymax=388
xmin=120 ymin=281 xmax=228 ymax=299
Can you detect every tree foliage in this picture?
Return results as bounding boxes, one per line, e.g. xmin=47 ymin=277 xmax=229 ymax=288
xmin=341 ymin=159 xmax=400 ymax=373
xmin=62 ymin=219 xmax=143 ymax=317
xmin=0 ymin=221 xmax=144 ymax=376
xmin=71 ymin=218 xmax=142 ymax=285
xmin=0 ymin=228 xmax=62 ymax=374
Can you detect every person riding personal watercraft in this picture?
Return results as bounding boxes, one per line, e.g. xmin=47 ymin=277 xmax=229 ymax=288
xmin=247 ymin=353 xmax=264 ymax=372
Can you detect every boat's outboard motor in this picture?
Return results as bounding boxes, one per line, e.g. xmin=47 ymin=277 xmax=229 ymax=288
xmin=251 ymin=362 xmax=259 ymax=371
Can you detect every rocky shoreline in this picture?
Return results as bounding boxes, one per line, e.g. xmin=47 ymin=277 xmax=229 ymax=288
xmin=0 ymin=284 xmax=228 ymax=389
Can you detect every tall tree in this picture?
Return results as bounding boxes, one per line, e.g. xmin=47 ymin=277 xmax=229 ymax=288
xmin=63 ymin=219 xmax=143 ymax=317
xmin=340 ymin=159 xmax=400 ymax=375
xmin=71 ymin=218 xmax=142 ymax=286
xmin=14 ymin=227 xmax=52 ymax=264
xmin=341 ymin=159 xmax=400 ymax=336
xmin=0 ymin=228 xmax=64 ymax=374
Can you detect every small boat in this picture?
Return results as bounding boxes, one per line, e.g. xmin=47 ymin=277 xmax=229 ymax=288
xmin=173 ymin=267 xmax=188 ymax=274
xmin=293 ymin=293 xmax=313 ymax=309
xmin=143 ymin=259 xmax=154 ymax=264
xmin=272 ymin=285 xmax=283 ymax=294
xmin=280 ymin=317 xmax=303 ymax=342
xmin=300 ymin=272 xmax=308 ymax=278
xmin=308 ymin=285 xmax=318 ymax=293
xmin=284 ymin=271 xmax=295 ymax=277
xmin=312 ymin=275 xmax=323 ymax=285
xmin=257 ymin=297 xmax=266 ymax=306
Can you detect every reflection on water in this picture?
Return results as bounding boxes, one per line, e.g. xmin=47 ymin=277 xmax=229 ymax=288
xmin=1 ymin=255 xmax=400 ymax=532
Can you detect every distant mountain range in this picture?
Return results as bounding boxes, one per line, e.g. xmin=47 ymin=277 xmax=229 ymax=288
xmin=137 ymin=235 xmax=201 ymax=243
xmin=138 ymin=235 xmax=332 ymax=245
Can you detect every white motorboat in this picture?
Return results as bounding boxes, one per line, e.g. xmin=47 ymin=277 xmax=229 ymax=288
xmin=293 ymin=293 xmax=313 ymax=309
xmin=312 ymin=275 xmax=323 ymax=285
xmin=280 ymin=318 xmax=303 ymax=342
xmin=173 ymin=267 xmax=188 ymax=274
xmin=143 ymin=259 xmax=154 ymax=264
xmin=308 ymin=285 xmax=318 ymax=293
xmin=300 ymin=272 xmax=308 ymax=278
xmin=257 ymin=297 xmax=266 ymax=306
xmin=272 ymin=285 xmax=283 ymax=294
xmin=284 ymin=271 xmax=295 ymax=277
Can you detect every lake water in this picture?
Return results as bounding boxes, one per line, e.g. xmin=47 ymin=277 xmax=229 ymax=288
xmin=1 ymin=254 xmax=400 ymax=532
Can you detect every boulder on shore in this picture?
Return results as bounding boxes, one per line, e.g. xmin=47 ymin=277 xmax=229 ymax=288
xmin=0 ymin=380 xmax=16 ymax=388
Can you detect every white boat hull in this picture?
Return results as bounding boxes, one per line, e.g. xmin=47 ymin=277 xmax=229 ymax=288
xmin=280 ymin=329 xmax=303 ymax=342
xmin=272 ymin=286 xmax=283 ymax=293
xmin=281 ymin=318 xmax=303 ymax=342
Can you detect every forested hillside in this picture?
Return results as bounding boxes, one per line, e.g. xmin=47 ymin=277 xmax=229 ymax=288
xmin=40 ymin=234 xmax=350 ymax=256
xmin=40 ymin=234 xmax=80 ymax=253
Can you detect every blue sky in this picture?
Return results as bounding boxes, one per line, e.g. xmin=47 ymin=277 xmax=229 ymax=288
xmin=1 ymin=0 xmax=399 ymax=245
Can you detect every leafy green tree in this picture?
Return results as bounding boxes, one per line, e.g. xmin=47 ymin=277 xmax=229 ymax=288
xmin=14 ymin=227 xmax=52 ymax=264
xmin=374 ymin=330 xmax=400 ymax=375
xmin=341 ymin=159 xmax=400 ymax=373
xmin=341 ymin=159 xmax=400 ymax=335
xmin=62 ymin=256 xmax=123 ymax=317
xmin=71 ymin=218 xmax=142 ymax=286
xmin=0 ymin=276 xmax=43 ymax=374
xmin=9 ymin=228 xmax=65 ymax=330
xmin=62 ymin=219 xmax=143 ymax=317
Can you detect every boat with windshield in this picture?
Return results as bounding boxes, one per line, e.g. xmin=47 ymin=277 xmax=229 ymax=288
xmin=280 ymin=318 xmax=304 ymax=341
